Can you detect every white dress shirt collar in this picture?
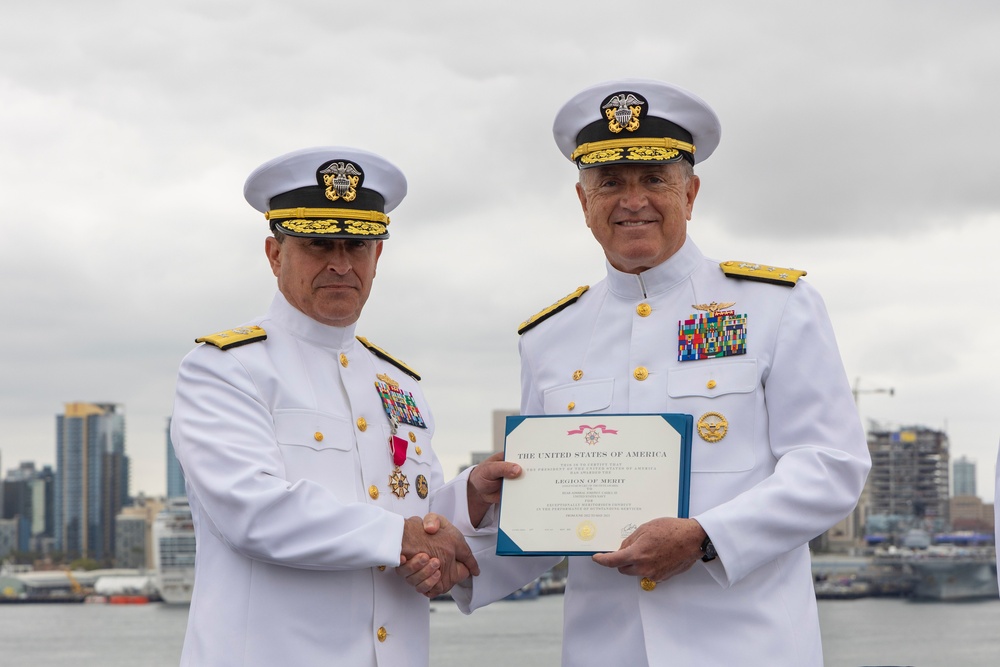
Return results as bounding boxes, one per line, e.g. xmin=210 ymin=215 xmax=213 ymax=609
xmin=605 ymin=236 xmax=704 ymax=300
xmin=268 ymin=292 xmax=358 ymax=351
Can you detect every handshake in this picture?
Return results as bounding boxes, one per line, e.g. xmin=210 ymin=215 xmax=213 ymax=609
xmin=396 ymin=451 xmax=520 ymax=598
xmin=398 ymin=513 xmax=478 ymax=598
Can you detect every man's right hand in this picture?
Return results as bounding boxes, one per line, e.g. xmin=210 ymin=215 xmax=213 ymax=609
xmin=399 ymin=514 xmax=479 ymax=596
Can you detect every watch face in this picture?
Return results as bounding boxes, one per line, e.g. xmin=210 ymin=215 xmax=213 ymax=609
xmin=701 ymin=537 xmax=717 ymax=562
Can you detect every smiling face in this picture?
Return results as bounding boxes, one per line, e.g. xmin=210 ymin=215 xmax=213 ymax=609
xmin=576 ymin=162 xmax=700 ymax=274
xmin=265 ymin=234 xmax=383 ymax=327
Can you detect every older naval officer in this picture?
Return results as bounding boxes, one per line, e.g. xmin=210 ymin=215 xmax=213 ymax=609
xmin=429 ymin=80 xmax=872 ymax=665
xmin=169 ymin=146 xmax=507 ymax=667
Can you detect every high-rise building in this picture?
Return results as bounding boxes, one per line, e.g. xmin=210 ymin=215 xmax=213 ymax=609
xmin=2 ymin=463 xmax=55 ymax=554
xmin=30 ymin=466 xmax=56 ymax=553
xmin=952 ymin=456 xmax=976 ymax=498
xmin=0 ymin=518 xmax=19 ymax=559
xmin=117 ymin=495 xmax=164 ymax=569
xmin=865 ymin=426 xmax=950 ymax=533
xmin=55 ymin=402 xmax=130 ymax=560
xmin=2 ymin=463 xmax=34 ymax=520
xmin=115 ymin=514 xmax=148 ymax=569
xmin=166 ymin=418 xmax=186 ymax=499
xmin=2 ymin=467 xmax=32 ymax=553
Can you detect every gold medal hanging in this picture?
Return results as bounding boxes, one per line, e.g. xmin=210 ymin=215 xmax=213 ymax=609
xmin=387 ymin=415 xmax=409 ymax=498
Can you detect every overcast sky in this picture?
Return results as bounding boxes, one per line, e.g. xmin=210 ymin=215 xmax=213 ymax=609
xmin=1 ymin=1 xmax=997 ymax=504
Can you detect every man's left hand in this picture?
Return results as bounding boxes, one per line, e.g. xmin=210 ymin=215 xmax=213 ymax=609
xmin=591 ymin=517 xmax=708 ymax=583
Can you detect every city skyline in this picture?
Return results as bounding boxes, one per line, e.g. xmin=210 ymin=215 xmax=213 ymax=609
xmin=1 ymin=2 xmax=999 ymax=501
xmin=4 ymin=413 xmax=994 ymax=506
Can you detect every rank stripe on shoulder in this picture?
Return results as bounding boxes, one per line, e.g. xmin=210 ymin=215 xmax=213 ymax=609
xmin=356 ymin=336 xmax=421 ymax=381
xmin=517 ymin=286 xmax=589 ymax=335
xmin=195 ymin=326 xmax=267 ymax=350
xmin=720 ymin=261 xmax=806 ymax=287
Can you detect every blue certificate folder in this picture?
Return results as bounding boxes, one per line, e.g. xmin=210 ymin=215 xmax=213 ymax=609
xmin=497 ymin=413 xmax=693 ymax=557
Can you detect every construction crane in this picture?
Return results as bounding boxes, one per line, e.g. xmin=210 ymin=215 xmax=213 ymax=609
xmin=852 ymin=377 xmax=894 ymax=408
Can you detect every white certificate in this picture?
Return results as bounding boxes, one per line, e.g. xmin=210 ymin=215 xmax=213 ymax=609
xmin=497 ymin=414 xmax=693 ymax=556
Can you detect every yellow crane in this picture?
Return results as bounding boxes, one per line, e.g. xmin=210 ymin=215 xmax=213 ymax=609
xmin=63 ymin=568 xmax=83 ymax=596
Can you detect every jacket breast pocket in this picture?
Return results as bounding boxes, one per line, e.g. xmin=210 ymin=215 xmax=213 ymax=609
xmin=667 ymin=360 xmax=758 ymax=472
xmin=542 ymin=378 xmax=614 ymax=415
xmin=273 ymin=410 xmax=359 ymax=498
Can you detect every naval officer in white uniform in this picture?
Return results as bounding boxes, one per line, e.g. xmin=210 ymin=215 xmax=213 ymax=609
xmin=447 ymin=80 xmax=872 ymax=666
xmin=170 ymin=146 xmax=500 ymax=667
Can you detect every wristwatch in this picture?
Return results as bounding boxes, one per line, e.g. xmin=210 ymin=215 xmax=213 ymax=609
xmin=700 ymin=536 xmax=717 ymax=562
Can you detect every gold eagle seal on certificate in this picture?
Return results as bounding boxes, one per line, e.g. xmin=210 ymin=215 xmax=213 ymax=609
xmin=697 ymin=412 xmax=728 ymax=442
xmin=577 ymin=521 xmax=597 ymax=541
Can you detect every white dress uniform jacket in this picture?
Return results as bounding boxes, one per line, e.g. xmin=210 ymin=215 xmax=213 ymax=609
xmin=170 ymin=293 xmax=472 ymax=667
xmin=458 ymin=237 xmax=870 ymax=666
xmin=995 ymin=446 xmax=1000 ymax=578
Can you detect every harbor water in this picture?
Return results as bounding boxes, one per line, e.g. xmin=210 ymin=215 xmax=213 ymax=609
xmin=1 ymin=595 xmax=999 ymax=666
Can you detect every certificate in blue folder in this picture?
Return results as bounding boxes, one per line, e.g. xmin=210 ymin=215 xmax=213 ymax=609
xmin=497 ymin=413 xmax=693 ymax=556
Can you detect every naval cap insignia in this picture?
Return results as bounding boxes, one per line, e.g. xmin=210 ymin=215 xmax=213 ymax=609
xmin=317 ymin=160 xmax=363 ymax=203
xmin=601 ymin=91 xmax=645 ymax=134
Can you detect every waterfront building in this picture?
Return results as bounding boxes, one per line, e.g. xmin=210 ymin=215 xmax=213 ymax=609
xmin=0 ymin=517 xmax=19 ymax=559
xmin=952 ymin=456 xmax=976 ymax=497
xmin=29 ymin=466 xmax=56 ymax=552
xmin=949 ymin=495 xmax=994 ymax=532
xmin=55 ymin=402 xmax=130 ymax=560
xmin=865 ymin=426 xmax=950 ymax=534
xmin=1 ymin=463 xmax=55 ymax=554
xmin=2 ymin=466 xmax=33 ymax=521
xmin=117 ymin=495 xmax=164 ymax=569
xmin=166 ymin=418 xmax=186 ymax=499
xmin=115 ymin=514 xmax=148 ymax=569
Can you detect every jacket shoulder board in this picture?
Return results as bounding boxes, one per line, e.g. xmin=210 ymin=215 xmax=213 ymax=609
xmin=195 ymin=325 xmax=267 ymax=351
xmin=517 ymin=286 xmax=589 ymax=335
xmin=720 ymin=261 xmax=806 ymax=287
xmin=356 ymin=336 xmax=421 ymax=381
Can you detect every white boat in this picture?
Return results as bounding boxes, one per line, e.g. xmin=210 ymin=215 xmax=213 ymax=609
xmin=152 ymin=497 xmax=196 ymax=605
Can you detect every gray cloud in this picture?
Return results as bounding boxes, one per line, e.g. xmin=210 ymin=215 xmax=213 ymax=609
xmin=1 ymin=0 xmax=997 ymax=499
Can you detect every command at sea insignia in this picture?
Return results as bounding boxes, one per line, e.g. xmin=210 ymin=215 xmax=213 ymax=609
xmin=195 ymin=326 xmax=267 ymax=350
